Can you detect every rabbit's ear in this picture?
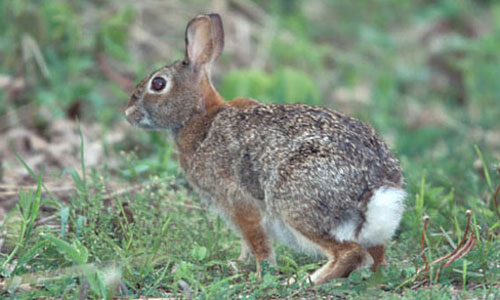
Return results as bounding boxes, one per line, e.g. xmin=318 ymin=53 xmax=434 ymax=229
xmin=185 ymin=13 xmax=224 ymax=67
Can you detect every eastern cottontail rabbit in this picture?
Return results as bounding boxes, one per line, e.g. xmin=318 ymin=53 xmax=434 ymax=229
xmin=125 ymin=13 xmax=405 ymax=284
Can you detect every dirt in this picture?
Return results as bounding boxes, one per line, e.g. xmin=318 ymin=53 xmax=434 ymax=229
xmin=0 ymin=117 xmax=128 ymax=222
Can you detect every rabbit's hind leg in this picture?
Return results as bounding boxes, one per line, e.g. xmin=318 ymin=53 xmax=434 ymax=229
xmin=309 ymin=239 xmax=373 ymax=285
xmin=232 ymin=204 xmax=275 ymax=277
xmin=283 ymin=223 xmax=373 ymax=284
xmin=367 ymin=245 xmax=387 ymax=272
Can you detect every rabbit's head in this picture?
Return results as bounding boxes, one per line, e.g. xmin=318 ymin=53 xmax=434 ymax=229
xmin=125 ymin=14 xmax=224 ymax=131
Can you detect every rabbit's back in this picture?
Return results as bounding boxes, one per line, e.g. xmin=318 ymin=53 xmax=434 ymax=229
xmin=226 ymin=103 xmax=400 ymax=183
xmin=186 ymin=102 xmax=400 ymax=204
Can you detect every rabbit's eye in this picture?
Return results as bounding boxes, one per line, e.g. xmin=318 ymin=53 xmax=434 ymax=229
xmin=151 ymin=77 xmax=167 ymax=91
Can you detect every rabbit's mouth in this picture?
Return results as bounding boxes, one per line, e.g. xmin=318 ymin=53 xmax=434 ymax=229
xmin=125 ymin=105 xmax=158 ymax=130
xmin=124 ymin=106 xmax=136 ymax=118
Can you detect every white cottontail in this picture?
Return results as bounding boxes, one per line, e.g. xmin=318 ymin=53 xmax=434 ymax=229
xmin=125 ymin=13 xmax=405 ymax=284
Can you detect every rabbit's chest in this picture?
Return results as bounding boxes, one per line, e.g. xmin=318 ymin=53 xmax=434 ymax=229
xmin=178 ymin=124 xmax=277 ymax=205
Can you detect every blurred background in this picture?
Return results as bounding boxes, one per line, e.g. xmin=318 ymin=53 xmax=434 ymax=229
xmin=1 ymin=0 xmax=500 ymax=297
xmin=2 ymin=0 xmax=500 ymax=217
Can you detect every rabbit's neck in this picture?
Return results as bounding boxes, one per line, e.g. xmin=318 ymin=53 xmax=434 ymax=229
xmin=175 ymin=103 xmax=225 ymax=169
xmin=200 ymin=72 xmax=224 ymax=112
xmin=173 ymin=72 xmax=224 ymax=143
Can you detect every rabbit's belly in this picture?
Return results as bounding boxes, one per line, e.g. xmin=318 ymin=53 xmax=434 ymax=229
xmin=263 ymin=215 xmax=324 ymax=256
xmin=263 ymin=185 xmax=405 ymax=253
xmin=330 ymin=185 xmax=405 ymax=248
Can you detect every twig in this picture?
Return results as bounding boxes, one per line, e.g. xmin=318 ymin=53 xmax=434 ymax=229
xmin=34 ymin=215 xmax=58 ymax=227
xmin=0 ymin=182 xmax=142 ymax=201
xmin=442 ymin=234 xmax=477 ymax=268
xmin=435 ymin=233 xmax=477 ymax=282
xmin=172 ymin=202 xmax=204 ymax=211
xmin=78 ymin=276 xmax=90 ymax=300
xmin=420 ymin=216 xmax=430 ymax=275
xmin=0 ymin=184 xmax=42 ymax=190
xmin=493 ymin=180 xmax=500 ymax=223
xmin=430 ymin=210 xmax=472 ymax=266
xmin=177 ymin=280 xmax=192 ymax=300
xmin=415 ymin=210 xmax=477 ymax=285
xmin=101 ymin=183 xmax=145 ymax=200
xmin=0 ymin=186 xmax=75 ymax=198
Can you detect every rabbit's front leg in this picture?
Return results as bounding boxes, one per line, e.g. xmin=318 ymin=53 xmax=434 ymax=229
xmin=238 ymin=240 xmax=252 ymax=263
xmin=238 ymin=239 xmax=276 ymax=266
xmin=231 ymin=203 xmax=275 ymax=278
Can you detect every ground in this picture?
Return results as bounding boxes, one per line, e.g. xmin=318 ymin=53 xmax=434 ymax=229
xmin=1 ymin=0 xmax=500 ymax=299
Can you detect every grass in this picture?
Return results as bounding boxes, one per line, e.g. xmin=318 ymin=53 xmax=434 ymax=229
xmin=1 ymin=0 xmax=500 ymax=299
xmin=1 ymin=149 xmax=499 ymax=298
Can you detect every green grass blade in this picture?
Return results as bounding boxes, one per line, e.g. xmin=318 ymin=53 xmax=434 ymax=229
xmin=14 ymin=151 xmax=38 ymax=180
xmin=474 ymin=145 xmax=493 ymax=192
xmin=76 ymin=215 xmax=85 ymax=238
xmin=25 ymin=175 xmax=42 ymax=240
xmin=43 ymin=233 xmax=86 ymax=265
xmin=14 ymin=151 xmax=58 ymax=204
xmin=62 ymin=168 xmax=84 ymax=192
xmin=76 ymin=119 xmax=87 ymax=191
xmin=16 ymin=240 xmax=49 ymax=269
xmin=18 ymin=187 xmax=28 ymax=220
xmin=60 ymin=206 xmax=70 ymax=237
xmin=462 ymin=260 xmax=467 ymax=290
xmin=416 ymin=170 xmax=426 ymax=219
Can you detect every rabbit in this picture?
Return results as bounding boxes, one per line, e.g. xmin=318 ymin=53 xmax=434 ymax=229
xmin=125 ymin=13 xmax=405 ymax=284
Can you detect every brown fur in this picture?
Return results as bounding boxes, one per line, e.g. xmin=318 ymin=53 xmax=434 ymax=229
xmin=312 ymin=243 xmax=369 ymax=284
xmin=200 ymin=74 xmax=224 ymax=111
xmin=367 ymin=245 xmax=387 ymax=272
xmin=231 ymin=203 xmax=273 ymax=276
xmin=177 ymin=96 xmax=260 ymax=171
xmin=176 ymin=105 xmax=223 ymax=169
xmin=125 ymin=13 xmax=405 ymax=285
xmin=284 ymin=221 xmax=373 ymax=284
xmin=228 ymin=97 xmax=260 ymax=109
